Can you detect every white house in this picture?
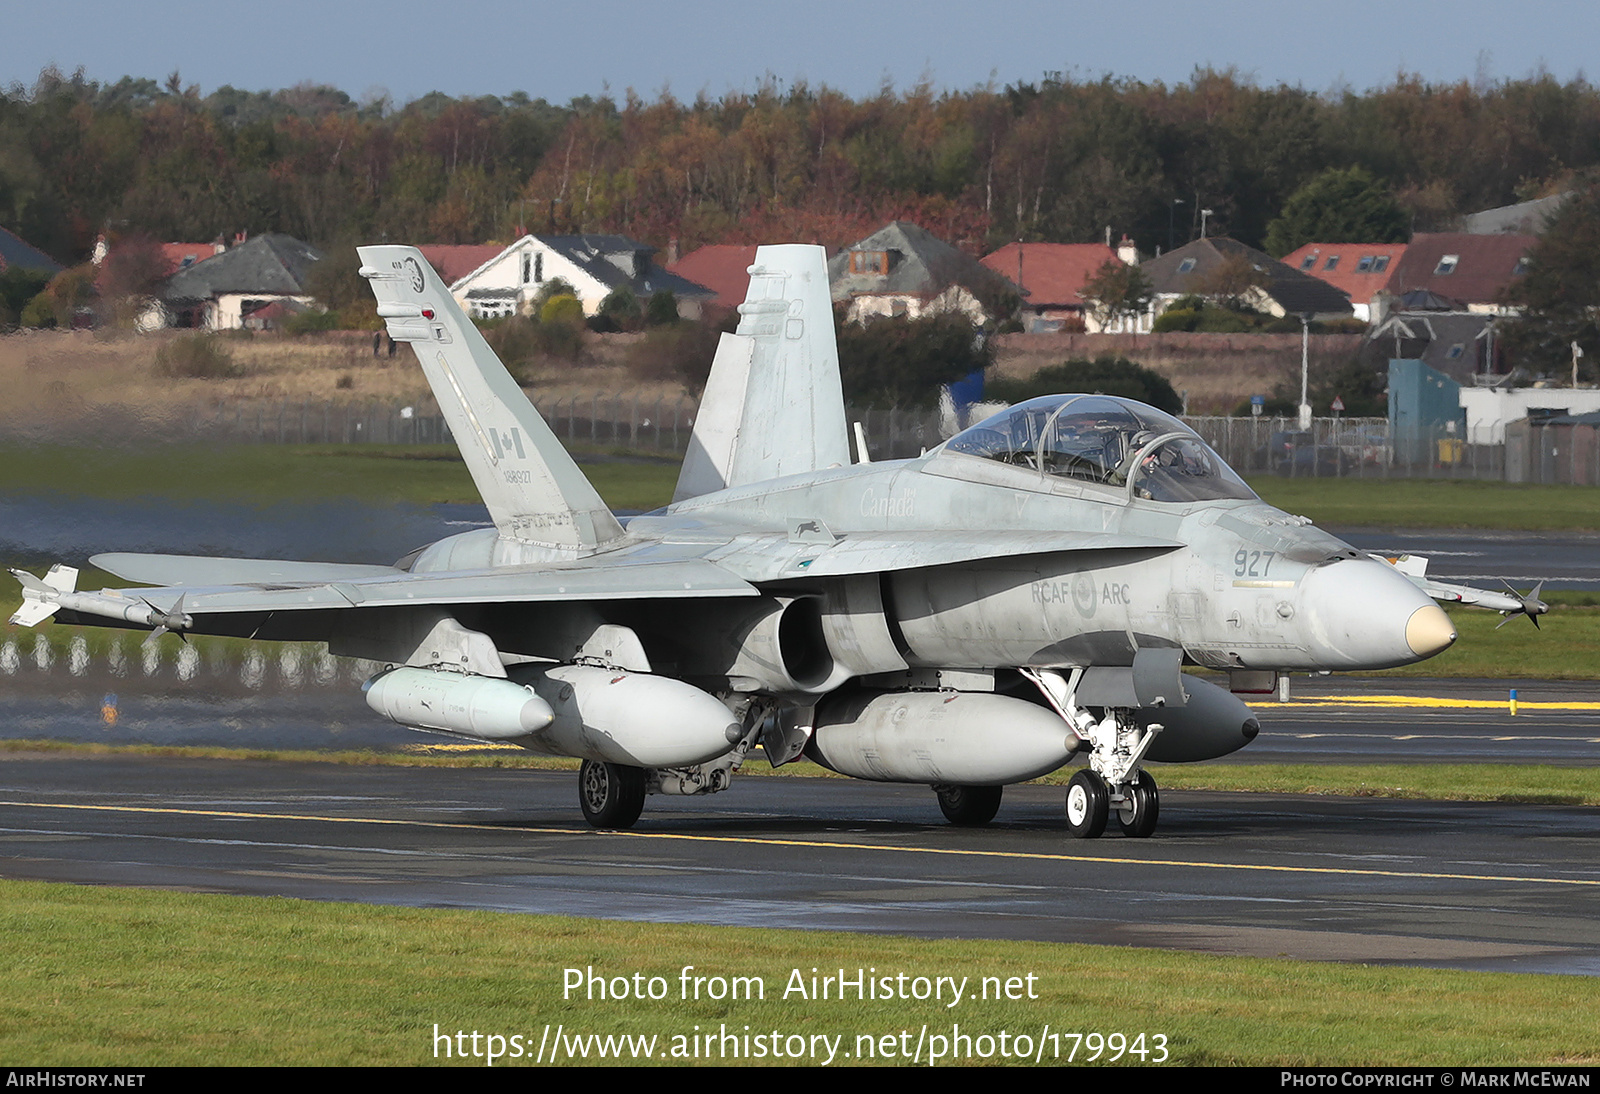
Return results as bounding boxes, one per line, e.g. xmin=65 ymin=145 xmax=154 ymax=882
xmin=430 ymin=234 xmax=713 ymax=321
xmin=159 ymin=233 xmax=322 ymax=330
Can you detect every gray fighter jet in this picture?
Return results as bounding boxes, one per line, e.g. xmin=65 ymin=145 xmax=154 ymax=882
xmin=10 ymin=244 xmax=1543 ymax=838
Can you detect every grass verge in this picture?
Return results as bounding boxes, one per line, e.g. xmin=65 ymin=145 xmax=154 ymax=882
xmin=1369 ymin=602 xmax=1600 ymax=679
xmin=1247 ymin=476 xmax=1600 ymax=531
xmin=5 ymin=740 xmax=1598 ymax=806
xmin=0 ymin=443 xmax=682 ymax=513
xmin=0 ymin=878 xmax=1595 ymax=1066
xmin=8 ymin=443 xmax=1600 ymax=532
xmin=1136 ymin=764 xmax=1600 ymax=806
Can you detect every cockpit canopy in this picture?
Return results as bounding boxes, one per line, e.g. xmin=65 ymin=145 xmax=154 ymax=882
xmin=942 ymin=394 xmax=1256 ymax=503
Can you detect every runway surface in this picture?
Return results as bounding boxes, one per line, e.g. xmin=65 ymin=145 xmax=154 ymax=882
xmin=6 ymin=669 xmax=1598 ymax=764
xmin=1 ymin=753 xmax=1596 ymax=977
xmin=3 ymin=662 xmax=1597 ymax=983
xmin=1336 ymin=529 xmax=1600 ymax=591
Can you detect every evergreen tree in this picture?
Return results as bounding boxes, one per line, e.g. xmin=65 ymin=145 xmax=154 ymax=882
xmin=1500 ymin=183 xmax=1600 ymax=381
xmin=1263 ymin=167 xmax=1409 ymax=256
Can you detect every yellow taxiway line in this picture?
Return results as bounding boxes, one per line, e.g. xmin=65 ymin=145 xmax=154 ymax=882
xmin=1252 ymin=695 xmax=1600 ymax=711
xmin=2 ymin=798 xmax=1597 ymax=888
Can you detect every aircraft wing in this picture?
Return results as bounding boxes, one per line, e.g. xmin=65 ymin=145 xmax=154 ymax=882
xmin=12 ymin=557 xmax=760 ymax=631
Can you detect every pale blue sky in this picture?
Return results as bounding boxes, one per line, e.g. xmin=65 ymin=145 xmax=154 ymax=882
xmin=7 ymin=0 xmax=1595 ymax=105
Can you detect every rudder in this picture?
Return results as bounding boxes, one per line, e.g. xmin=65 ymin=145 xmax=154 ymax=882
xmin=673 ymin=244 xmax=848 ymax=502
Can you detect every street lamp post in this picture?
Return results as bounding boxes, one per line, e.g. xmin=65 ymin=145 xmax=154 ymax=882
xmin=1168 ymin=199 xmax=1185 ymax=252
xmin=1299 ymin=313 xmax=1313 ymax=430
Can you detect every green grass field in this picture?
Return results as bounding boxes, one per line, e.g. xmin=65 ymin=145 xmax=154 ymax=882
xmin=0 ymin=443 xmax=681 ymax=513
xmin=1248 ymin=475 xmax=1600 ymax=531
xmin=4 ymin=442 xmax=1600 ymax=529
xmin=5 ymin=738 xmax=1597 ymax=806
xmin=2 ymin=878 xmax=1595 ymax=1066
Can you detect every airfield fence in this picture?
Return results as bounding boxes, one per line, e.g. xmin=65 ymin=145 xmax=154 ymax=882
xmin=177 ymin=397 xmax=950 ymax=459
xmin=30 ymin=399 xmax=1594 ymax=485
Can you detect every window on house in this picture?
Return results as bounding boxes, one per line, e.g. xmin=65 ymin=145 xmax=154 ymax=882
xmin=1446 ymin=343 xmax=1465 ymax=359
xmin=1513 ymin=256 xmax=1531 ymax=276
xmin=850 ymin=250 xmax=889 ymax=275
xmin=1177 ymin=258 xmax=1197 ymax=274
xmin=1300 ymin=255 xmax=1316 ymax=270
xmin=1373 ymin=255 xmax=1391 ymax=273
xmin=1435 ymin=254 xmax=1459 ymax=275
xmin=534 ymin=253 xmax=544 ymax=282
xmin=1324 ymin=256 xmax=1339 ymax=271
xmin=522 ymin=254 xmax=531 ymax=284
xmin=1356 ymin=255 xmax=1374 ymax=272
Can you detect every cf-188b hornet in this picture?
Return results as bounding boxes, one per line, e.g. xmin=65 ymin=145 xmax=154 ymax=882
xmin=11 ymin=245 xmax=1544 ymax=838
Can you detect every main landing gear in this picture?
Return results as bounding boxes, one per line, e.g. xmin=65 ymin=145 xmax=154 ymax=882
xmin=934 ymin=784 xmax=1003 ymax=826
xmin=578 ymin=760 xmax=646 ymax=829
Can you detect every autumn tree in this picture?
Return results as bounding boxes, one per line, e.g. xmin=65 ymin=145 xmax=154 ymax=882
xmin=97 ymin=232 xmax=168 ymax=325
xmin=1198 ymin=252 xmax=1271 ymax=311
xmin=1081 ymin=259 xmax=1153 ymax=331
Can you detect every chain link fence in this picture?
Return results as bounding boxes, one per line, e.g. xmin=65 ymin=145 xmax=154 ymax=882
xmin=33 ymin=398 xmax=1600 ymax=486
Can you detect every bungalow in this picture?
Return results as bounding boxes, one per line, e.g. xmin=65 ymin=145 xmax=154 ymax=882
xmin=160 ymin=233 xmax=323 ymax=330
xmin=437 ymin=234 xmax=714 ymax=321
xmin=1139 ymin=237 xmax=1352 ymax=327
xmin=0 ymin=227 xmax=64 ymax=276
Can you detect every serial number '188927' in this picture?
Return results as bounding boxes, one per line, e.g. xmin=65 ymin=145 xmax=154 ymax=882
xmin=504 ymin=469 xmax=532 ymax=484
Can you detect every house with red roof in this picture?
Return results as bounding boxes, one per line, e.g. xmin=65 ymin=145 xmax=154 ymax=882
xmin=1383 ymin=232 xmax=1534 ymax=316
xmin=666 ymin=244 xmax=759 ymax=313
xmin=157 ymin=241 xmax=224 ymax=275
xmin=980 ymin=242 xmax=1127 ymax=332
xmin=1278 ymin=242 xmax=1406 ymax=322
xmin=417 ymin=244 xmax=505 ymax=288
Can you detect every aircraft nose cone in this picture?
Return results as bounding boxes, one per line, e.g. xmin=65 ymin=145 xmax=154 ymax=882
xmin=1299 ymin=557 xmax=1451 ymax=669
xmin=1406 ymin=603 xmax=1457 ymax=658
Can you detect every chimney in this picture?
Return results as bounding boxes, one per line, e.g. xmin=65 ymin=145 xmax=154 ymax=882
xmin=1117 ymin=235 xmax=1139 ymax=266
xmin=667 ymin=236 xmax=679 ymax=265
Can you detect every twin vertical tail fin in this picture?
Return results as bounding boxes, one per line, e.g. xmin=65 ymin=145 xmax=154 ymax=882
xmin=673 ymin=244 xmax=849 ymax=503
xmin=358 ymin=246 xmax=623 ymax=553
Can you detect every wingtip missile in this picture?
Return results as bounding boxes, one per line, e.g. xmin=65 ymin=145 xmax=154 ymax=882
xmin=8 ymin=565 xmax=194 ymax=636
xmin=1494 ymin=581 xmax=1548 ymax=630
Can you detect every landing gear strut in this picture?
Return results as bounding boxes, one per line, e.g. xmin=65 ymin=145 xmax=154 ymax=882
xmin=1023 ymin=668 xmax=1165 ymax=840
xmin=578 ymin=760 xmax=646 ymax=829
